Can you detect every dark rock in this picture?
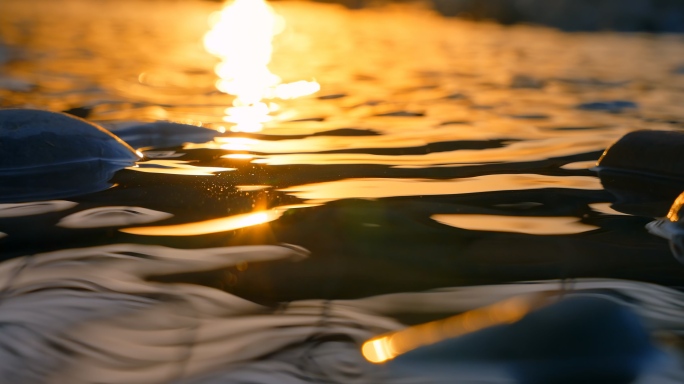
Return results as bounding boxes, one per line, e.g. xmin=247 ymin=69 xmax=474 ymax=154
xmin=598 ymin=130 xmax=684 ymax=182
xmin=597 ymin=130 xmax=684 ymax=213
xmin=0 ymin=109 xmax=140 ymax=202
xmin=389 ymin=297 xmax=658 ymax=384
xmin=0 ymin=109 xmax=139 ymax=171
xmin=107 ymin=121 xmax=222 ymax=149
xmin=62 ymin=106 xmax=93 ymax=119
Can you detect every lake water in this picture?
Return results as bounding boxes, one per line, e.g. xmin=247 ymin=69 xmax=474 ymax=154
xmin=2 ymin=0 xmax=684 ymax=382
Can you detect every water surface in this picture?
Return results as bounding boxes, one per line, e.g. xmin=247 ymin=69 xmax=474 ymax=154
xmin=1 ymin=0 xmax=684 ymax=382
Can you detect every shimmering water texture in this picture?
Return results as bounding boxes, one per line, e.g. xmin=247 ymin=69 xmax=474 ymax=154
xmin=0 ymin=246 xmax=683 ymax=383
xmin=2 ymin=0 xmax=684 ymax=382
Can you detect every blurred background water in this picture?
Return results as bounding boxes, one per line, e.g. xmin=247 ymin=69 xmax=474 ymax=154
xmin=2 ymin=0 xmax=684 ymax=382
xmin=324 ymin=0 xmax=684 ymax=32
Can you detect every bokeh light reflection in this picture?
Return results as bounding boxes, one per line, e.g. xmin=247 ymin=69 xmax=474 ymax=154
xmin=362 ymin=295 xmax=543 ymax=364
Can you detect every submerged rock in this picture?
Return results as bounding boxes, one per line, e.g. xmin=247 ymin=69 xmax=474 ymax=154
xmin=0 ymin=109 xmax=141 ymax=202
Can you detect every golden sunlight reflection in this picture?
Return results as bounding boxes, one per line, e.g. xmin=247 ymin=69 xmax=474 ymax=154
xmin=236 ymin=185 xmax=271 ymax=191
xmin=203 ymin=0 xmax=320 ymax=132
xmin=221 ymin=153 xmax=258 ymax=160
xmin=281 ymin=174 xmax=602 ymax=203
xmin=120 ymin=204 xmax=318 ymax=236
xmin=127 ymin=160 xmax=235 ymax=176
xmin=362 ymin=294 xmax=544 ymax=363
xmin=561 ymin=160 xmax=598 ymax=170
xmin=431 ymin=214 xmax=598 ymax=235
xmin=667 ymin=191 xmax=684 ymax=222
xmin=216 ymin=137 xmax=259 ymax=151
xmin=589 ymin=202 xmax=631 ymax=216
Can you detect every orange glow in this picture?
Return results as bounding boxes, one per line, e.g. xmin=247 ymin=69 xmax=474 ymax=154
xmin=120 ymin=204 xmax=318 ymax=236
xmin=222 ymin=153 xmax=257 ymax=160
xmin=588 ymin=203 xmax=630 ymax=216
xmin=127 ymin=160 xmax=234 ymax=176
xmin=431 ymin=214 xmax=598 ymax=235
xmin=203 ymin=0 xmax=320 ymax=133
xmin=217 ymin=137 xmax=258 ymax=151
xmin=667 ymin=192 xmax=684 ymax=222
xmin=280 ymin=174 xmax=602 ymax=204
xmin=121 ymin=210 xmax=280 ymax=236
xmin=362 ymin=295 xmax=544 ymax=363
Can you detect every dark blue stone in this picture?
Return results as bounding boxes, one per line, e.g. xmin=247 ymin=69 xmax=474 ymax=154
xmin=389 ymin=297 xmax=659 ymax=384
xmin=0 ymin=109 xmax=141 ymax=202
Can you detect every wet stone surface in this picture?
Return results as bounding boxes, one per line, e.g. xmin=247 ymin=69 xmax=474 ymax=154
xmin=0 ymin=109 xmax=139 ymax=171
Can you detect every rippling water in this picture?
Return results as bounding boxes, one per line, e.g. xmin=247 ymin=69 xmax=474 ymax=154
xmin=2 ymin=0 xmax=684 ymax=382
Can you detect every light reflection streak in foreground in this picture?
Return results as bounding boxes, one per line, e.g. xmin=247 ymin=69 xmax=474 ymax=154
xmin=203 ymin=0 xmax=320 ymax=132
xmin=120 ymin=204 xmax=318 ymax=236
xmin=127 ymin=159 xmax=235 ymax=176
xmin=362 ymin=294 xmax=546 ymax=364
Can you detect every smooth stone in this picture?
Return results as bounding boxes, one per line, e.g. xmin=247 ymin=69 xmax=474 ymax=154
xmin=0 ymin=109 xmax=141 ymax=202
xmin=597 ymin=130 xmax=684 ymax=213
xmin=0 ymin=109 xmax=139 ymax=172
xmin=598 ymin=130 xmax=684 ymax=182
xmin=106 ymin=121 xmax=223 ymax=149
xmin=598 ymin=130 xmax=684 ymax=175
xmin=388 ymin=297 xmax=659 ymax=384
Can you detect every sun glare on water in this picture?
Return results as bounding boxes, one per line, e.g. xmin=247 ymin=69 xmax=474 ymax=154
xmin=204 ymin=0 xmax=320 ymax=132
